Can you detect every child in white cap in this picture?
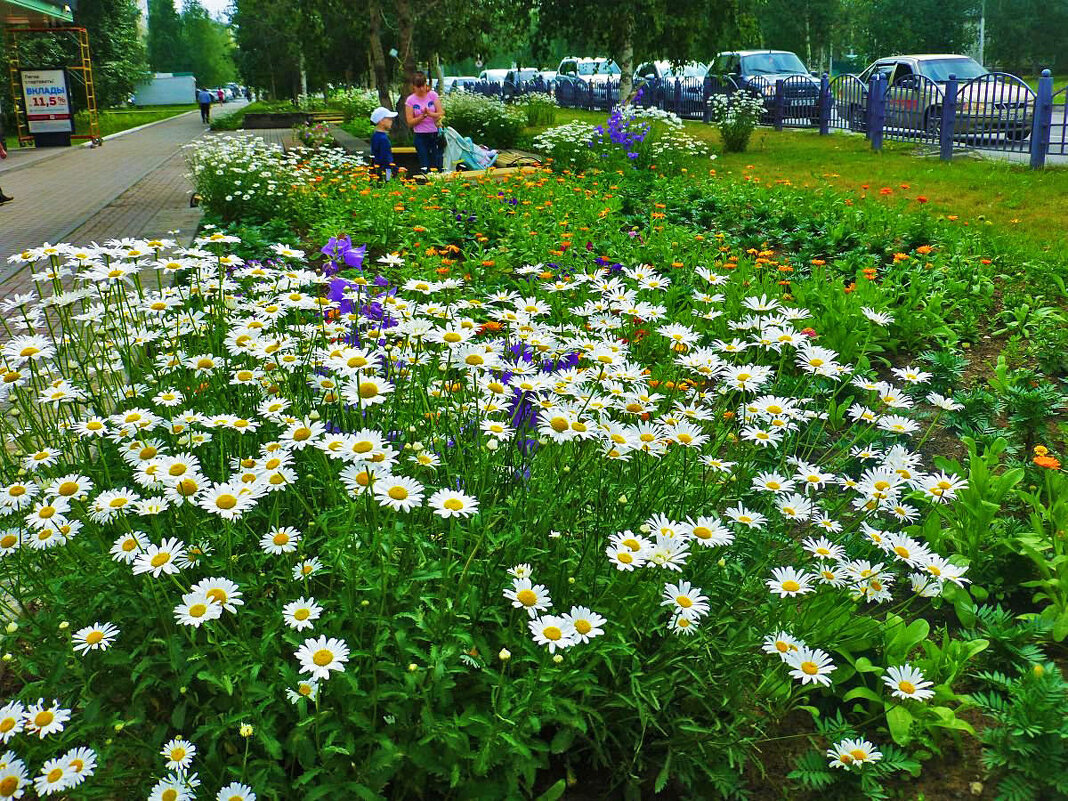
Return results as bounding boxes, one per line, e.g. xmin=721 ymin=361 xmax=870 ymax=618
xmin=370 ymin=106 xmax=398 ymax=180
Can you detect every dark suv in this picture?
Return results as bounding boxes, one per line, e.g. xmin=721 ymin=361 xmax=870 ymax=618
xmin=710 ymin=50 xmax=821 ymax=123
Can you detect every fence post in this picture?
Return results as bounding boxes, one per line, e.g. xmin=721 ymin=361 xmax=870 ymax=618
xmin=869 ymin=74 xmax=886 ymax=150
xmin=1030 ymin=69 xmax=1054 ymax=169
xmin=939 ymin=74 xmax=958 ymax=161
xmin=773 ymin=79 xmax=785 ymax=130
xmin=673 ymin=78 xmax=683 ymax=115
xmin=819 ymin=73 xmax=831 ymax=134
xmin=702 ymin=76 xmax=713 ymax=123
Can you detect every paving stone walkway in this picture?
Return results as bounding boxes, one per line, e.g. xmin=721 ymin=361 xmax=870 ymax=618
xmin=0 ymin=105 xmax=298 ymax=298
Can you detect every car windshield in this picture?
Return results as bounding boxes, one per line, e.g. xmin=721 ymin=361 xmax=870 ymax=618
xmin=577 ymin=61 xmax=620 ymax=76
xmin=741 ymin=52 xmax=808 ymax=76
xmin=662 ymin=62 xmax=707 ymax=78
xmin=917 ymin=57 xmax=987 ymax=82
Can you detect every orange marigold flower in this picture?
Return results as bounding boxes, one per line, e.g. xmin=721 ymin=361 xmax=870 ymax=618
xmin=916 ymin=245 xmax=933 ymax=255
xmin=947 ymin=215 xmax=959 ymax=221
xmin=722 ymin=411 xmax=735 ymax=420
xmin=916 ymin=195 xmax=928 ymax=203
xmin=893 ymin=252 xmax=909 ymax=262
xmin=436 ymin=267 xmax=450 ymax=276
xmin=481 ymin=260 xmax=495 ymax=267
xmin=810 ymin=259 xmax=826 ymax=266
xmin=1035 ymin=445 xmax=1049 ymax=456
xmin=879 ymin=187 xmax=893 ymax=195
xmin=1034 ymin=455 xmax=1061 ymax=470
xmin=981 ymin=259 xmax=992 ymax=265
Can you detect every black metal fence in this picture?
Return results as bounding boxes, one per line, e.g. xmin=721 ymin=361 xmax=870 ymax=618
xmin=462 ymin=68 xmax=1066 ymax=168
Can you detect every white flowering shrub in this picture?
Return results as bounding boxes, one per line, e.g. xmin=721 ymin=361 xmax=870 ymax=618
xmin=531 ymin=120 xmax=600 ymax=170
xmin=185 ymin=135 xmax=364 ymax=225
xmin=708 ymin=92 xmax=767 ymax=152
xmin=328 ymin=87 xmax=380 ymax=123
xmin=442 ymin=92 xmax=526 ymax=148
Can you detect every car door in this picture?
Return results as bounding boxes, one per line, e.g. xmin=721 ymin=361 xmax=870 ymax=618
xmin=884 ymin=61 xmax=914 ymax=128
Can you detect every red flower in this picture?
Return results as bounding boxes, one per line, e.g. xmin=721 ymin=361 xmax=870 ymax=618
xmin=916 ymin=195 xmax=928 ymax=203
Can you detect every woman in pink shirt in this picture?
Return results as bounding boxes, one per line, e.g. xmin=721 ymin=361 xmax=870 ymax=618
xmin=405 ymin=72 xmax=445 ymax=172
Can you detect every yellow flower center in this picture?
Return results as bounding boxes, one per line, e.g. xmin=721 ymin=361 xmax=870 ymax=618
xmin=189 ymin=603 xmax=208 ymax=618
xmin=294 ymin=608 xmax=310 ymax=621
xmin=388 ymin=487 xmax=409 ymax=501
xmin=38 ymin=506 xmax=56 ymax=519
xmin=574 ymin=619 xmax=592 ymax=635
xmin=34 ymin=710 xmax=54 ymax=727
xmin=207 ymin=588 xmax=227 ymax=604
xmin=443 ymin=498 xmax=463 ymax=511
xmin=801 ymin=661 xmax=819 ymax=675
xmin=47 ymin=769 xmax=63 ymax=783
xmin=0 ymin=718 xmax=14 ymax=732
xmin=516 ymin=589 xmax=537 ymax=606
xmin=292 ymin=427 xmax=311 ymax=441
xmin=0 ymin=536 xmax=14 ymax=549
xmin=176 ymin=479 xmax=198 ymax=496
xmin=150 ymin=552 xmax=171 ymax=568
xmin=358 ymin=382 xmax=380 ymax=398
xmin=171 ymin=747 xmax=186 ymax=762
xmin=216 ymin=494 xmax=238 ymax=510
xmin=617 ymin=551 xmax=633 ymax=564
xmin=273 ymin=532 xmax=290 ymax=546
xmin=312 ymin=648 xmax=334 ymax=666
xmin=898 ymin=680 xmax=915 ymax=694
xmin=676 ymin=595 xmax=693 ymax=608
xmin=781 ymin=580 xmax=801 ymax=593
xmin=86 ymin=630 xmax=104 ymax=645
xmin=543 ymin=626 xmax=563 ymax=641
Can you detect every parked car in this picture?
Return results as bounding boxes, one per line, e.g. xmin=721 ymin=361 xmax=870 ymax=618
xmin=555 ymin=57 xmax=620 ymax=85
xmin=843 ymin=54 xmax=1032 ymax=140
xmin=633 ymin=61 xmax=707 ymax=116
xmin=442 ymin=76 xmax=478 ymax=93
xmin=555 ymin=57 xmax=621 ymax=104
xmin=710 ymin=50 xmax=820 ymax=123
xmin=503 ymin=68 xmax=543 ymax=100
xmin=477 ymin=69 xmax=510 ymax=85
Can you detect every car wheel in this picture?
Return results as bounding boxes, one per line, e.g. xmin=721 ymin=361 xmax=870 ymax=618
xmin=1008 ymin=127 xmax=1031 ymax=142
xmin=923 ymin=107 xmax=942 ymax=139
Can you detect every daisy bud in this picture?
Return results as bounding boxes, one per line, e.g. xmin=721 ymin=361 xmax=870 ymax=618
xmin=562 ymin=466 xmax=570 ymax=473
xmin=309 ymin=410 xmax=320 ymax=421
xmin=485 ymin=439 xmax=498 ymax=452
xmin=408 ymin=663 xmax=418 ymax=672
xmin=403 ymin=443 xmax=413 ymax=450
xmin=552 ymin=654 xmax=563 ymax=664
xmin=10 ymin=409 xmax=19 ymax=418
xmin=240 ymin=723 xmax=254 ymax=737
xmin=2 ymin=654 xmax=11 ymax=662
xmin=180 ymin=687 xmax=187 ymax=694
xmin=59 ymin=621 xmax=69 ymax=630
xmin=408 ymin=426 xmax=417 ymax=433
xmin=5 ymin=622 xmax=17 ymax=633
xmin=568 ymin=577 xmax=575 ymax=584
xmin=1033 ymin=664 xmax=1045 ymax=678
xmin=498 ymin=648 xmax=511 ymax=662
xmin=717 ymin=558 xmax=726 ymax=567
xmin=617 ymin=494 xmax=627 ymax=505
xmin=639 ymin=524 xmax=650 ymax=533
xmin=361 ymin=600 xmax=370 ymax=607
xmin=114 ymin=722 xmax=125 ymax=732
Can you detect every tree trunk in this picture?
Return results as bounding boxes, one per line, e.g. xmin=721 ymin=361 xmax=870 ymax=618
xmin=617 ymin=15 xmax=635 ymax=103
xmin=432 ymin=52 xmax=445 ymax=93
xmin=390 ymin=0 xmax=417 ymax=143
xmin=368 ymin=0 xmax=391 ymax=107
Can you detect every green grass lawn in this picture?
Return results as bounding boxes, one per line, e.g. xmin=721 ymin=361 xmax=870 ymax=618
xmin=538 ymin=109 xmax=1068 ymax=258
xmin=3 ymin=105 xmax=196 ymax=151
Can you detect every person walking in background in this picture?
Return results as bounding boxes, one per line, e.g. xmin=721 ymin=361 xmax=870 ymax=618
xmin=405 ymin=72 xmax=445 ymax=173
xmin=0 ymin=139 xmax=11 ymax=205
xmin=197 ymin=87 xmax=213 ymax=124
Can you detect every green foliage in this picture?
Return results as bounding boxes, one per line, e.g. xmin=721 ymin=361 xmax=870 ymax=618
xmin=443 ymin=92 xmax=526 ymax=149
xmin=181 ymin=0 xmax=237 ymax=88
xmin=147 ymin=0 xmax=185 ymax=73
xmin=75 ymin=0 xmax=151 ymax=107
xmin=970 ymin=663 xmax=1068 ymax=801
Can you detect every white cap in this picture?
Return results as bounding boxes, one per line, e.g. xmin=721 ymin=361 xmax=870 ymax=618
xmin=370 ymin=107 xmax=398 ymax=124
